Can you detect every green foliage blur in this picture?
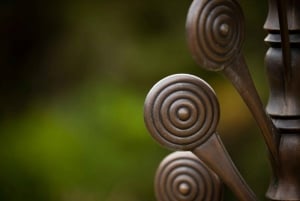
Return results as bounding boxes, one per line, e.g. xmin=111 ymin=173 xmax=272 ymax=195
xmin=0 ymin=0 xmax=272 ymax=200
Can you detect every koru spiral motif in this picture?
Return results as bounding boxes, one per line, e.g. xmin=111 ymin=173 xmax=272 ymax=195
xmin=155 ymin=151 xmax=223 ymax=201
xmin=144 ymin=74 xmax=220 ymax=150
xmin=186 ymin=0 xmax=245 ymax=71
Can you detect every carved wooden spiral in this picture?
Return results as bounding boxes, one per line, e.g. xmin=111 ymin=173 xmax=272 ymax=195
xmin=186 ymin=0 xmax=245 ymax=71
xmin=155 ymin=151 xmax=223 ymax=201
xmin=144 ymin=74 xmax=219 ymax=150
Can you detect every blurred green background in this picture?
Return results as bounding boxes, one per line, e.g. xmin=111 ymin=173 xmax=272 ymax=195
xmin=0 ymin=0 xmax=272 ymax=200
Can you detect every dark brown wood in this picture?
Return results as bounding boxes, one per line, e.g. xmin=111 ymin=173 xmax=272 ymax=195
xmin=144 ymin=0 xmax=300 ymax=200
xmin=155 ymin=151 xmax=223 ymax=201
xmin=144 ymin=74 xmax=257 ymax=201
xmin=264 ymin=0 xmax=300 ymax=200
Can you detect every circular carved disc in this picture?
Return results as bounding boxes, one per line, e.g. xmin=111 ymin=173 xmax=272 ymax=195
xmin=155 ymin=151 xmax=223 ymax=201
xmin=186 ymin=0 xmax=245 ymax=71
xmin=144 ymin=74 xmax=220 ymax=150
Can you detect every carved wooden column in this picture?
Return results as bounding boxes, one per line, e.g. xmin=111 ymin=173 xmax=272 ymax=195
xmin=264 ymin=0 xmax=300 ymax=200
xmin=143 ymin=0 xmax=300 ymax=200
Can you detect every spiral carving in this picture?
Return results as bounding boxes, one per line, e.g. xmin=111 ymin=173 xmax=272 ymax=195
xmin=186 ymin=0 xmax=245 ymax=71
xmin=155 ymin=151 xmax=223 ymax=201
xmin=144 ymin=74 xmax=219 ymax=150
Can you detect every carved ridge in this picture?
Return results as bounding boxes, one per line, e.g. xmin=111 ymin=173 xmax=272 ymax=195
xmin=186 ymin=0 xmax=245 ymax=71
xmin=155 ymin=151 xmax=223 ymax=201
xmin=144 ymin=74 xmax=219 ymax=150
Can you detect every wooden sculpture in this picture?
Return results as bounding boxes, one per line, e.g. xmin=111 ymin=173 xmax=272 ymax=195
xmin=144 ymin=0 xmax=300 ymax=200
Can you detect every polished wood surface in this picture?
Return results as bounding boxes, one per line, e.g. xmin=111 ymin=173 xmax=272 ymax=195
xmin=265 ymin=0 xmax=300 ymax=200
xmin=155 ymin=151 xmax=223 ymax=201
xmin=144 ymin=74 xmax=257 ymax=201
xmin=144 ymin=0 xmax=300 ymax=200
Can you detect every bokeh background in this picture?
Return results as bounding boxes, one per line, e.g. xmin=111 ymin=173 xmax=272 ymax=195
xmin=1 ymin=0 xmax=271 ymax=200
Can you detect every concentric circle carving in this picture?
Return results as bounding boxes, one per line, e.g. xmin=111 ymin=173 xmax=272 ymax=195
xmin=144 ymin=74 xmax=219 ymax=150
xmin=186 ymin=0 xmax=245 ymax=71
xmin=155 ymin=151 xmax=223 ymax=201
